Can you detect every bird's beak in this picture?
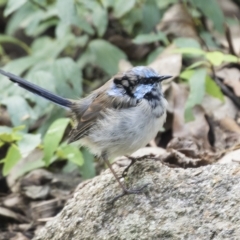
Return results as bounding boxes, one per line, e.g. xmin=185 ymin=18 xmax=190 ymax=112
xmin=158 ymin=75 xmax=172 ymax=82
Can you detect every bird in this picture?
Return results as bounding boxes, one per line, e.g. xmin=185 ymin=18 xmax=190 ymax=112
xmin=0 ymin=66 xmax=171 ymax=201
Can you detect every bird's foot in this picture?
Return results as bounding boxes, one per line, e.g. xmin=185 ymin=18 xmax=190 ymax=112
xmin=109 ymin=183 xmax=149 ymax=205
xmin=122 ymin=154 xmax=154 ymax=178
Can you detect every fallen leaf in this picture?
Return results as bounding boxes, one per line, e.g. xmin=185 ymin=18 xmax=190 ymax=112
xmin=161 ymin=149 xmax=210 ymax=168
xmin=167 ymin=137 xmax=200 ymax=158
xmin=157 ymin=3 xmax=199 ymax=40
xmin=31 ymin=199 xmax=62 ymax=220
xmin=131 ymin=147 xmax=166 ymax=158
xmin=167 ymin=82 xmax=212 ymax=150
xmin=216 ymin=67 xmax=240 ymax=96
xmin=201 ymin=95 xmax=238 ymax=121
xmin=10 ymin=232 xmax=30 ymax=240
xmin=6 ymin=149 xmax=44 ymax=192
xmin=118 ymin=59 xmax=133 ymax=72
xmin=149 ymin=44 xmax=182 ymax=79
xmin=219 ymin=117 xmax=240 ymax=134
xmin=218 ymin=0 xmax=240 ymax=18
xmin=218 ymin=149 xmax=240 ymax=164
xmin=0 ymin=206 xmax=28 ymax=222
xmin=24 ymin=185 xmax=50 ymax=200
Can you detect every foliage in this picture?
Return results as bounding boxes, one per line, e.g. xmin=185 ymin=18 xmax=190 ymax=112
xmin=0 ymin=0 xmax=238 ymax=177
xmin=0 ymin=118 xmax=84 ymax=177
xmin=176 ymin=43 xmax=234 ymax=121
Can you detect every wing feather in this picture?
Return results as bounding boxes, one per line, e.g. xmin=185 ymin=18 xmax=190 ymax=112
xmin=68 ymin=81 xmax=138 ymax=143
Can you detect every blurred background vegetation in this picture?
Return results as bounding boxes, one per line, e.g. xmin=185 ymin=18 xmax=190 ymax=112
xmin=1 ymin=0 xmax=240 ymax=237
xmin=0 ymin=0 xmax=240 ymax=178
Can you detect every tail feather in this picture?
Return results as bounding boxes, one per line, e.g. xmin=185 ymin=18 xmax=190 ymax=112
xmin=0 ymin=69 xmax=72 ymax=108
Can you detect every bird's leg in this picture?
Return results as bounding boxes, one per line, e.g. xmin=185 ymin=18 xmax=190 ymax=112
xmin=102 ymin=153 xmax=127 ymax=192
xmin=102 ymin=153 xmax=148 ymax=204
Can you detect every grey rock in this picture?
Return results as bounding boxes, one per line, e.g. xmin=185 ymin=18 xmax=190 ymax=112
xmin=34 ymin=159 xmax=240 ymax=240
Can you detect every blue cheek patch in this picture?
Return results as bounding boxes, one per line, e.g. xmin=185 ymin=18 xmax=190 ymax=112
xmin=107 ymin=84 xmax=125 ymax=97
xmin=134 ymin=84 xmax=153 ymax=99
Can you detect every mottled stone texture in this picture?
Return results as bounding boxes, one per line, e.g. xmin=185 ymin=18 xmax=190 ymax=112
xmin=34 ymin=159 xmax=240 ymax=240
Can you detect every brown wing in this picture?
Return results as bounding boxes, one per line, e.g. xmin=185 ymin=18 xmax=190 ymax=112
xmin=68 ymin=93 xmax=111 ymax=143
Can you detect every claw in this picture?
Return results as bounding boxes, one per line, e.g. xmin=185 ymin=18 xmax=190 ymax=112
xmin=122 ymin=154 xmax=154 ymax=178
xmin=108 ymin=183 xmax=149 ymax=205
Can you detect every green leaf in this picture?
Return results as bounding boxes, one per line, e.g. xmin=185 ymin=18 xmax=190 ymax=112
xmin=2 ymin=144 xmax=22 ymax=176
xmin=57 ymin=0 xmax=75 ymax=25
xmin=92 ymin=4 xmax=108 ymax=37
xmin=1 ymin=96 xmax=36 ymax=127
xmin=205 ymin=76 xmax=224 ymax=101
xmin=101 ymin=0 xmax=114 ymax=8
xmin=0 ymin=126 xmax=23 ymax=143
xmin=180 ymin=69 xmax=194 ymax=80
xmin=187 ymin=61 xmax=207 ymax=70
xmin=223 ymin=54 xmax=239 ymax=63
xmin=185 ymin=68 xmax=207 ymax=121
xmin=32 ymin=19 xmax=58 ymax=37
xmin=205 ymin=51 xmax=224 ymax=66
xmin=156 ymin=0 xmax=178 ymax=9
xmin=50 ymin=58 xmax=82 ymax=98
xmin=24 ymin=71 xmax=56 ymax=111
xmin=57 ymin=1 xmax=94 ymax=37
xmin=113 ymin=0 xmax=136 ymax=18
xmin=133 ymin=32 xmax=168 ymax=45
xmin=80 ymin=39 xmax=127 ymax=76
xmin=0 ymin=34 xmax=31 ymax=54
xmin=205 ymin=52 xmax=238 ymax=66
xmin=24 ymin=10 xmax=44 ymax=37
xmin=174 ymin=37 xmax=201 ymax=49
xmin=4 ymin=0 xmax=27 ymax=16
xmin=72 ymin=14 xmax=94 ymax=36
xmin=0 ymin=132 xmax=22 ymax=143
xmin=80 ymin=148 xmax=95 ymax=179
xmin=55 ymin=21 xmax=70 ymax=39
xmin=5 ymin=3 xmax=35 ymax=35
xmin=13 ymin=125 xmax=25 ymax=132
xmin=36 ymin=108 xmax=66 ymax=136
xmin=14 ymin=158 xmax=45 ymax=179
xmin=120 ymin=7 xmax=142 ymax=34
xmin=147 ymin=47 xmax=164 ymax=65
xmin=31 ymin=36 xmax=74 ymax=60
xmin=43 ymin=118 xmax=70 ymax=166
xmin=200 ymin=31 xmax=219 ymax=49
xmin=190 ymin=0 xmax=224 ymax=33
xmin=1 ymin=56 xmax=38 ymax=80
xmin=0 ymin=126 xmax=25 ymax=143
xmin=174 ymin=48 xmax=205 ymax=55
xmin=62 ymin=161 xmax=79 ymax=173
xmin=141 ymin=0 xmax=161 ymax=33
xmin=59 ymin=145 xmax=84 ymax=166
xmin=17 ymin=133 xmax=41 ymax=157
xmin=0 ymin=56 xmax=40 ymax=97
xmin=0 ymin=0 xmax=7 ymax=7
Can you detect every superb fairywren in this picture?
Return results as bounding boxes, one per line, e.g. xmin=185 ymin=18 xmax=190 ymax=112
xmin=0 ymin=67 xmax=171 ymax=200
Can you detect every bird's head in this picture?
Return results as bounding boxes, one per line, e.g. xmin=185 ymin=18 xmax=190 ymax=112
xmin=108 ymin=66 xmax=172 ymax=100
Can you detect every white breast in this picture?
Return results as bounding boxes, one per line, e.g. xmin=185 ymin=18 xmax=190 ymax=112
xmin=79 ymin=99 xmax=167 ymax=159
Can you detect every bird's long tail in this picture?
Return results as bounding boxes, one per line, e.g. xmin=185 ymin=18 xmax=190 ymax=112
xmin=0 ymin=69 xmax=72 ymax=109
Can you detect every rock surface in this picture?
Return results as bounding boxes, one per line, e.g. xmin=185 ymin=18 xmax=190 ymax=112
xmin=34 ymin=159 xmax=240 ymax=240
